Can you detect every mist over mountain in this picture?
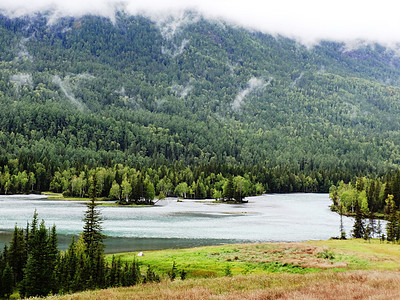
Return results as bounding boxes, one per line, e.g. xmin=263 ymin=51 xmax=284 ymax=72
xmin=1 ymin=11 xmax=400 ymax=177
xmin=2 ymin=0 xmax=400 ymax=45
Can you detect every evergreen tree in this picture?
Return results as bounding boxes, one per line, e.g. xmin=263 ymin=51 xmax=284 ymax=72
xmin=107 ymin=255 xmax=118 ymax=287
xmin=23 ymin=219 xmax=55 ymax=297
xmin=386 ymin=195 xmax=397 ymax=242
xmin=64 ymin=237 xmax=79 ymax=293
xmin=8 ymin=225 xmax=27 ymax=283
xmin=2 ymin=263 xmax=13 ymax=299
xmin=0 ymin=251 xmax=4 ymax=297
xmin=122 ymin=259 xmax=141 ymax=287
xmin=363 ymin=224 xmax=372 ymax=242
xmin=168 ymin=261 xmax=177 ymax=281
xmin=144 ymin=265 xmax=160 ymax=283
xmin=376 ymin=219 xmax=383 ymax=243
xmin=82 ymin=200 xmax=104 ymax=259
xmin=352 ymin=196 xmax=364 ymax=238
xmin=339 ymin=200 xmax=346 ymax=239
xmin=48 ymin=225 xmax=60 ymax=294
xmin=180 ymin=269 xmax=187 ymax=280
xmin=82 ymin=182 xmax=106 ymax=289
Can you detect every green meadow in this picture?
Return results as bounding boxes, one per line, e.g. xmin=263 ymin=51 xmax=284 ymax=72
xmin=47 ymin=239 xmax=400 ymax=299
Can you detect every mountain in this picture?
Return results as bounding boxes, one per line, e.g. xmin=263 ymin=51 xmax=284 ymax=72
xmin=1 ymin=11 xmax=400 ymax=176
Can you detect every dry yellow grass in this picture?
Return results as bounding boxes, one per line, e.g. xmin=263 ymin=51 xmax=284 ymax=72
xmin=45 ymin=239 xmax=400 ymax=300
xmin=49 ymin=271 xmax=400 ymax=300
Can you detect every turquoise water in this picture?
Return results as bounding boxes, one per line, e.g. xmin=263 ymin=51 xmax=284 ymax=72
xmin=0 ymin=193 xmax=354 ymax=253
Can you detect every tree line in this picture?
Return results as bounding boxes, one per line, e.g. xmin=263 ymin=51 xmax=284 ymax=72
xmin=1 ymin=13 xmax=400 ymax=184
xmin=0 ymin=158 xmax=352 ymax=203
xmin=330 ymin=170 xmax=400 ymax=242
xmin=0 ymin=190 xmax=178 ymax=298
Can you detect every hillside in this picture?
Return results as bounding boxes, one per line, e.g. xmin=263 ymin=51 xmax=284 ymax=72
xmin=50 ymin=240 xmax=400 ymax=299
xmin=1 ymin=11 xmax=400 ymax=178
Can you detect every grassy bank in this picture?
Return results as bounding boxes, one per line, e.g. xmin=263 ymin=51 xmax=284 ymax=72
xmin=47 ymin=270 xmax=400 ymax=300
xmin=109 ymin=239 xmax=400 ymax=278
xmin=48 ymin=239 xmax=400 ymax=299
xmin=41 ymin=192 xmax=153 ymax=207
xmin=41 ymin=192 xmax=93 ymax=201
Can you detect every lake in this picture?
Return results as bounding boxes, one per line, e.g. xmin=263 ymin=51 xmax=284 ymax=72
xmin=0 ymin=193 xmax=354 ymax=253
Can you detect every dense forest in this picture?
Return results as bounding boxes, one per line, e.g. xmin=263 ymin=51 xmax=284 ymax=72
xmin=3 ymin=8 xmax=400 ymax=298
xmin=330 ymin=170 xmax=400 ymax=216
xmin=2 ymin=11 xmax=400 ymax=193
xmin=0 ymin=199 xmax=174 ymax=298
xmin=330 ymin=170 xmax=400 ymax=241
xmin=0 ymin=159 xmax=343 ymax=201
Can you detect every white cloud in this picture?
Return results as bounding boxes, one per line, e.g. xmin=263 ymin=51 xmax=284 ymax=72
xmin=10 ymin=73 xmax=32 ymax=86
xmin=162 ymin=39 xmax=190 ymax=58
xmin=52 ymin=75 xmax=86 ymax=111
xmin=1 ymin=0 xmax=400 ymax=45
xmin=171 ymin=81 xmax=193 ymax=98
xmin=232 ymin=77 xmax=271 ymax=110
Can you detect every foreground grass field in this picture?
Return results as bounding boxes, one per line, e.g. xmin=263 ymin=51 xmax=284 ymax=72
xmin=48 ymin=239 xmax=400 ymax=299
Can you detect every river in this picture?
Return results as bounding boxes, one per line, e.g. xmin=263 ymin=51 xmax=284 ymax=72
xmin=0 ymin=193 xmax=354 ymax=253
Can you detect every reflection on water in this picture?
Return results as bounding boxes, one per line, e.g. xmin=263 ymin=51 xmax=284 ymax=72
xmin=0 ymin=194 xmax=354 ymax=253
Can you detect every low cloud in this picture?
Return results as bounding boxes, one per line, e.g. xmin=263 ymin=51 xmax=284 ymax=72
xmin=15 ymin=36 xmax=33 ymax=61
xmin=171 ymin=81 xmax=193 ymax=99
xmin=291 ymin=72 xmax=304 ymax=87
xmin=1 ymin=0 xmax=400 ymax=46
xmin=162 ymin=39 xmax=189 ymax=58
xmin=10 ymin=73 xmax=32 ymax=86
xmin=154 ymin=10 xmax=199 ymax=41
xmin=52 ymin=75 xmax=86 ymax=111
xmin=231 ymin=77 xmax=271 ymax=111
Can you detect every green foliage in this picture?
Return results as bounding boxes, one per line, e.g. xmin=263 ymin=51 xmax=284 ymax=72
xmin=0 ymin=12 xmax=400 ymax=191
xmin=224 ymin=264 xmax=232 ymax=277
xmin=8 ymin=225 xmax=26 ymax=283
xmin=352 ymin=196 xmax=364 ymax=239
xmin=0 ymin=204 xmax=162 ymax=297
xmin=144 ymin=265 xmax=160 ymax=283
xmin=317 ymin=250 xmax=335 ymax=260
xmin=23 ymin=217 xmax=59 ymax=297
xmin=386 ymin=195 xmax=397 ymax=242
xmin=168 ymin=261 xmax=177 ymax=281
xmin=180 ymin=269 xmax=187 ymax=280
xmin=1 ymin=263 xmax=13 ymax=298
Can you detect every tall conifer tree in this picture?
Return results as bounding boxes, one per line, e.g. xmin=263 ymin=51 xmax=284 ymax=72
xmin=352 ymin=196 xmax=364 ymax=238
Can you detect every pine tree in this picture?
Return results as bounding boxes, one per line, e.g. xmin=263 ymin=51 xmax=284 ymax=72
xmin=352 ymin=196 xmax=364 ymax=238
xmin=396 ymin=211 xmax=400 ymax=243
xmin=339 ymin=200 xmax=346 ymax=239
xmin=386 ymin=195 xmax=397 ymax=242
xmin=144 ymin=265 xmax=160 ymax=283
xmin=56 ymin=236 xmax=79 ymax=293
xmin=2 ymin=263 xmax=13 ymax=299
xmin=48 ymin=225 xmax=59 ymax=294
xmin=82 ymin=201 xmax=104 ymax=259
xmin=23 ymin=220 xmax=54 ymax=297
xmin=107 ymin=256 xmax=118 ymax=287
xmin=8 ymin=225 xmax=27 ymax=283
xmin=180 ymin=269 xmax=187 ymax=280
xmin=376 ymin=219 xmax=383 ymax=243
xmin=122 ymin=259 xmax=141 ymax=286
xmin=0 ymin=251 xmax=4 ymax=297
xmin=169 ymin=261 xmax=177 ymax=281
xmin=82 ymin=179 xmax=106 ymax=289
xmin=363 ymin=224 xmax=372 ymax=242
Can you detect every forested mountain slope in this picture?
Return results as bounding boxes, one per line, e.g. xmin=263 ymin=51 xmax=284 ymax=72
xmin=1 ymin=11 xmax=400 ymax=176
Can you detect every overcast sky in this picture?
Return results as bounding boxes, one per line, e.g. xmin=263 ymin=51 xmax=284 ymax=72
xmin=1 ymin=0 xmax=400 ymax=45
